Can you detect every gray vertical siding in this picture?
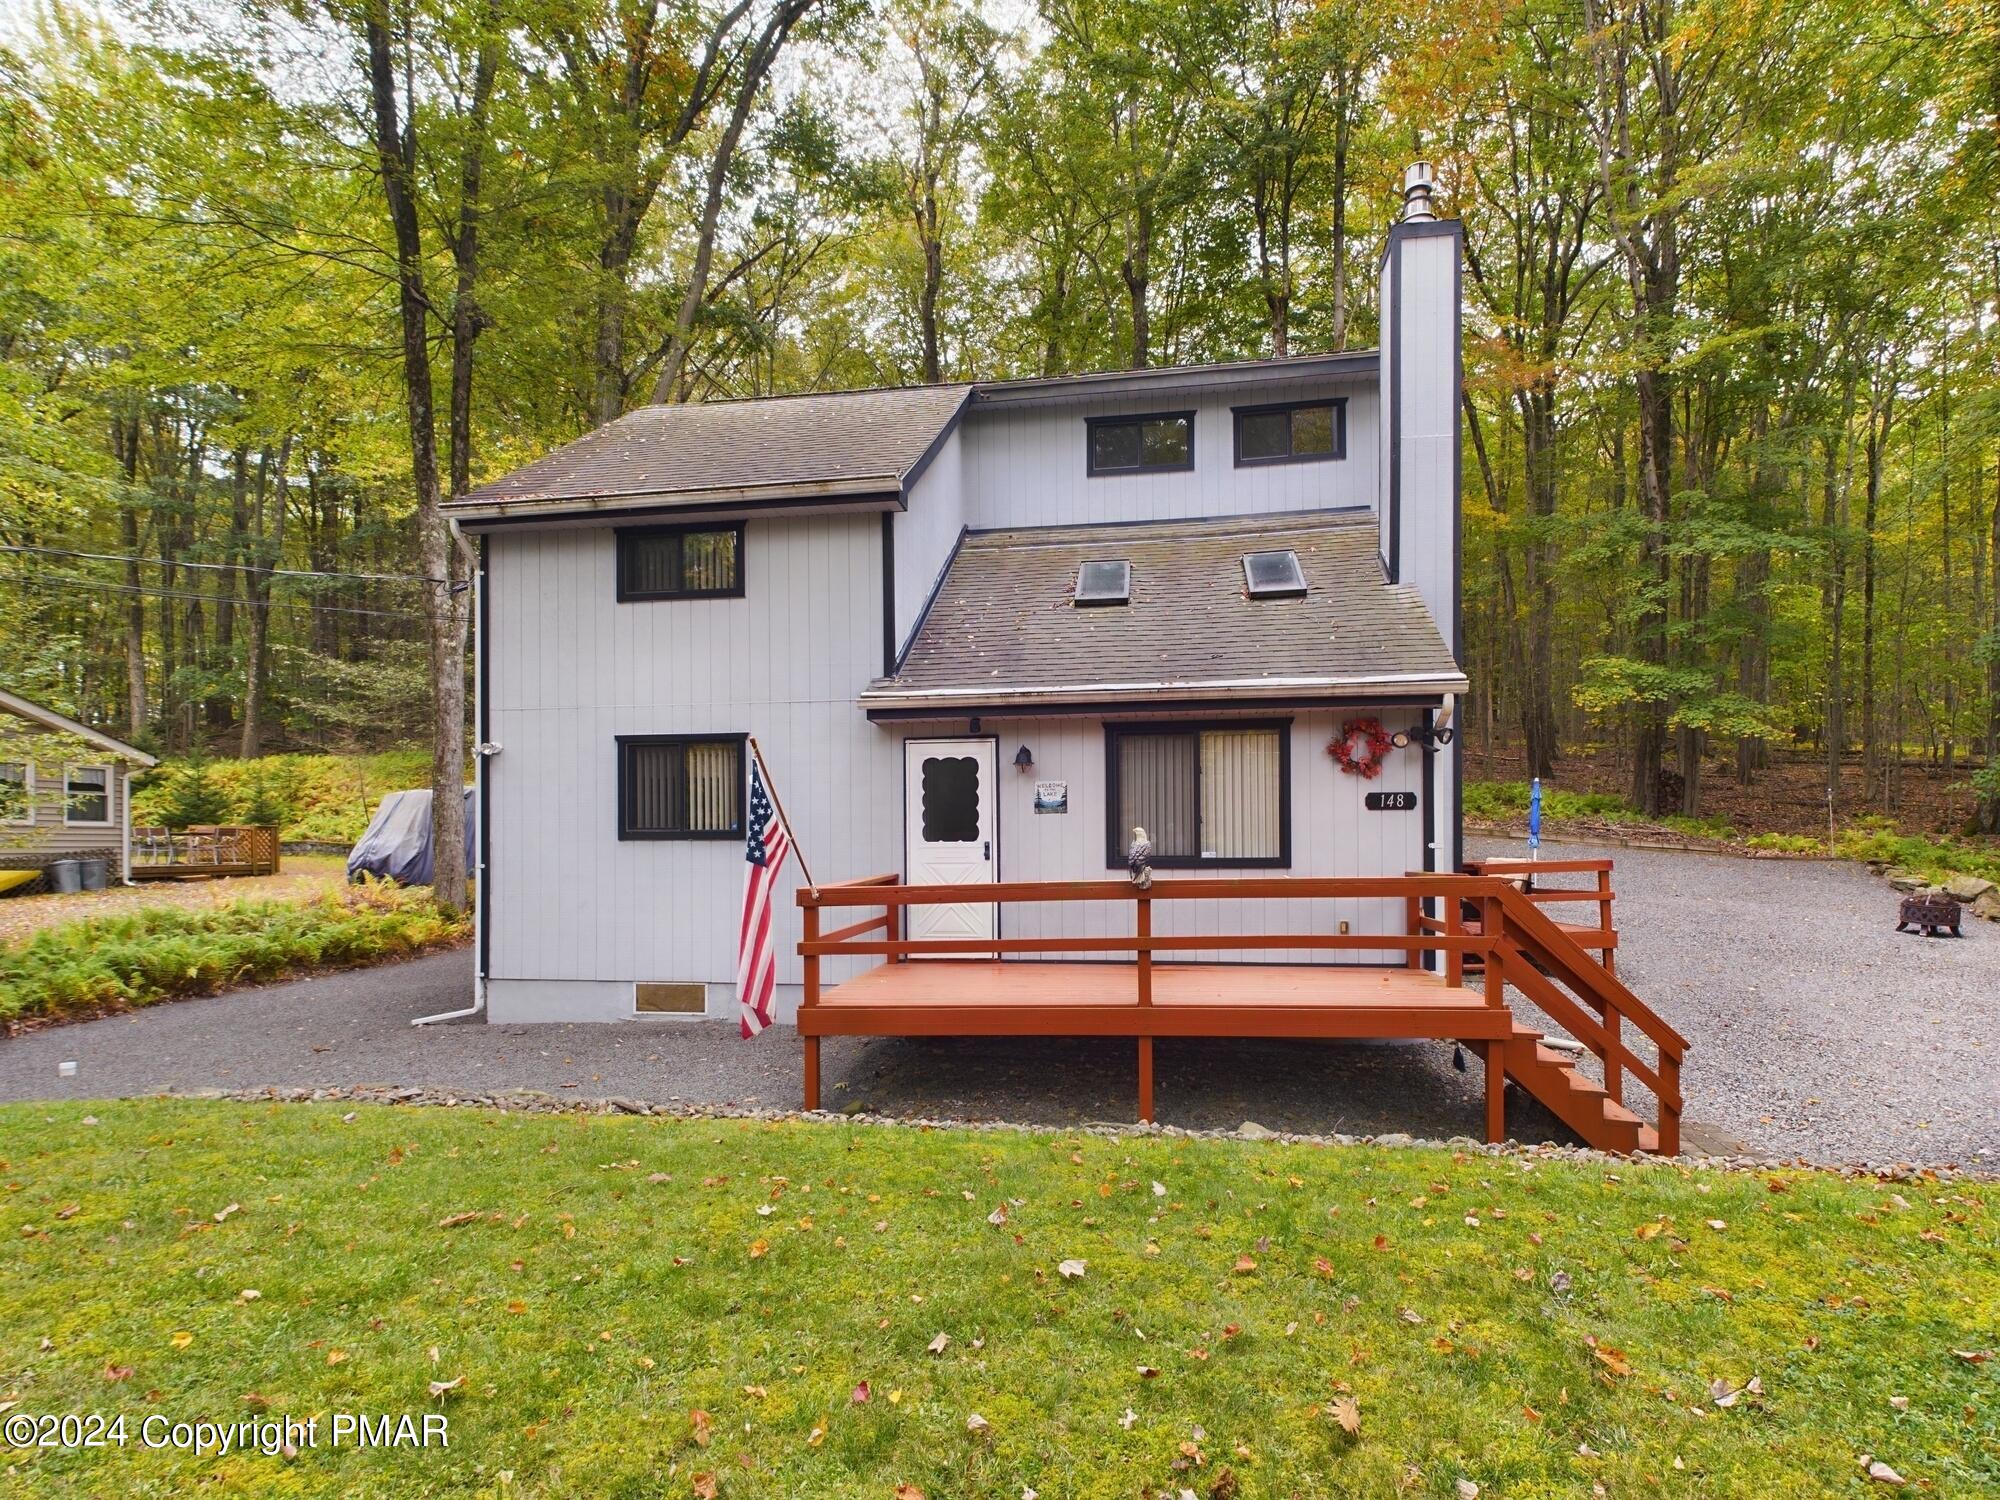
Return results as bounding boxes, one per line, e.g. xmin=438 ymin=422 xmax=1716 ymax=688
xmin=891 ymin=426 xmax=967 ymax=660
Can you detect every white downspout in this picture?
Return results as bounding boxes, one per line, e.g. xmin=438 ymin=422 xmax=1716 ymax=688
xmin=413 ymin=525 xmax=489 ymax=1027
xmin=120 ymin=764 xmax=134 ymax=885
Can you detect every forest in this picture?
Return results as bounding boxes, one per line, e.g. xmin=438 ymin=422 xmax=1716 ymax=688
xmin=2 ymin=0 xmax=1996 ymax=854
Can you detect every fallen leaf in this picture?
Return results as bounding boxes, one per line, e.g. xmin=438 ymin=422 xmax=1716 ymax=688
xmin=806 ymin=1422 xmax=827 ymax=1448
xmin=1590 ymin=1343 xmax=1631 ymax=1378
xmin=987 ymin=1206 xmax=1008 ymax=1226
xmin=1233 ymin=1254 xmax=1257 ymax=1274
xmin=1549 ymin=1270 xmax=1572 ymax=1294
xmin=1455 ymin=1480 xmax=1480 ymax=1500
xmin=692 ymin=1474 xmax=719 ymax=1500
xmin=690 ymin=1409 xmax=713 ymax=1446
xmin=237 ymin=1289 xmax=261 ymax=1303
xmin=1153 ymin=1181 xmax=1167 ymax=1197
xmin=436 ymin=1211 xmax=481 ymax=1229
xmin=102 ymin=1363 xmax=134 ymax=1382
xmin=169 ymin=1331 xmax=194 ymax=1350
xmin=851 ymin=1381 xmax=871 ymax=1405
xmin=326 ymin=1349 xmax=347 ymax=1366
xmin=1951 ymin=1349 xmax=1992 ymax=1365
xmin=1120 ymin=1408 xmax=1139 ymax=1429
xmin=428 ymin=1376 xmax=464 ymax=1399
xmin=966 ymin=1412 xmax=991 ymax=1434
xmin=747 ymin=1239 xmax=769 ymax=1259
xmin=1136 ymin=1364 xmax=1160 ymax=1379
xmin=1398 ymin=1307 xmax=1423 ymax=1325
xmin=1634 ymin=1220 xmax=1666 ymax=1240
xmin=927 ymin=1332 xmax=951 ymax=1355
xmin=888 ymin=1390 xmax=903 ymax=1404
xmin=214 ymin=1203 xmax=241 ymax=1223
xmin=1888 ymin=1395 xmax=1909 ymax=1411
xmin=894 ymin=1487 xmax=926 ymax=1500
xmin=1057 ymin=1258 xmax=1087 ymax=1279
xmin=1863 ymin=1458 xmax=1907 ymax=1486
xmin=1330 ymin=1396 xmax=1361 ymax=1436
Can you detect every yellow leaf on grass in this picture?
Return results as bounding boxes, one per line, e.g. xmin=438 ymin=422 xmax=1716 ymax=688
xmin=169 ymin=1332 xmax=194 ymax=1350
xmin=327 ymin=1349 xmax=348 ymax=1366
xmin=748 ymin=1239 xmax=769 ymax=1259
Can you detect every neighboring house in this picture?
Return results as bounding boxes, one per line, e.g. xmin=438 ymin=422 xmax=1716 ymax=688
xmin=444 ymin=166 xmax=1467 ymax=1025
xmin=0 ymin=687 xmax=157 ymax=890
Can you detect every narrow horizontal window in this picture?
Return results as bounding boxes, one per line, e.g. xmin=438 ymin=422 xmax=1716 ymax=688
xmin=1086 ymin=412 xmax=1194 ymax=476
xmin=618 ymin=735 xmax=745 ymax=840
xmin=1074 ymin=559 xmax=1132 ymax=606
xmin=0 ymin=761 xmax=32 ymax=825
xmin=1106 ymin=722 xmax=1290 ymax=869
xmin=64 ymin=764 xmax=111 ymax=826
xmin=1233 ymin=400 xmax=1345 ymax=466
xmin=617 ymin=522 xmax=744 ymax=600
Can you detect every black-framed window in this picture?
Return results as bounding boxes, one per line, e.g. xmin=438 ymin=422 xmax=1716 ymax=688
xmin=1086 ymin=411 xmax=1195 ymax=476
xmin=616 ymin=522 xmax=744 ymax=600
xmin=1233 ymin=399 xmax=1346 ymax=466
xmin=1104 ymin=720 xmax=1291 ymax=869
xmin=617 ymin=735 xmax=745 ymax=840
xmin=64 ymin=765 xmax=111 ymax=826
xmin=0 ymin=761 xmax=31 ymax=825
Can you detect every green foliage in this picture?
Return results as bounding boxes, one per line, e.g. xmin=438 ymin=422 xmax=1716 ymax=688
xmin=132 ymin=750 xmax=431 ymax=844
xmin=2 ymin=1101 xmax=1994 ymax=1495
xmin=149 ymin=751 xmax=234 ymax=829
xmin=1463 ymin=779 xmax=1738 ymax=841
xmin=1828 ymin=828 xmax=2000 ymax=887
xmin=0 ymin=884 xmax=468 ymax=1024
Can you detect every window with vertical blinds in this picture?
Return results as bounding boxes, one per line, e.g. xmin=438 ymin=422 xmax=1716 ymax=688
xmin=617 ymin=736 xmax=745 ymax=840
xmin=616 ymin=523 xmax=744 ymax=600
xmin=1106 ymin=722 xmax=1289 ymax=868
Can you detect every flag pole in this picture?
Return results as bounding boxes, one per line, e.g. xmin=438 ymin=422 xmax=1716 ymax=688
xmin=746 ymin=735 xmax=817 ymax=894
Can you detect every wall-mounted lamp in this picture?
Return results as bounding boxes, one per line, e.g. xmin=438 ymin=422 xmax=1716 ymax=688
xmin=1013 ymin=744 xmax=1035 ymax=772
xmin=1402 ymin=723 xmax=1456 ymax=751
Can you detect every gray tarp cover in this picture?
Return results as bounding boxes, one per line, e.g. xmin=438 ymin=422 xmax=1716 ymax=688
xmin=346 ymin=788 xmax=475 ymax=886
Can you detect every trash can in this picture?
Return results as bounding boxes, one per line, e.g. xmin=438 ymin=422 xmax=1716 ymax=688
xmin=48 ymin=860 xmax=83 ymax=893
xmin=79 ymin=858 xmax=108 ymax=891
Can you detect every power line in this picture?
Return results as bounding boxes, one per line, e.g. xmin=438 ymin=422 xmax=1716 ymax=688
xmin=1 ymin=569 xmax=432 ymax=621
xmin=0 ymin=543 xmax=445 ymax=586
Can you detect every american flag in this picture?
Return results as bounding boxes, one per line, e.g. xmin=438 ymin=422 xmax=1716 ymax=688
xmin=736 ymin=754 xmax=791 ymax=1038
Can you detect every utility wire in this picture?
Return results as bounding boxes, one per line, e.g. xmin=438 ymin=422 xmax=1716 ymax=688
xmin=0 ymin=542 xmax=446 ymax=586
xmin=1 ymin=569 xmax=432 ymax=621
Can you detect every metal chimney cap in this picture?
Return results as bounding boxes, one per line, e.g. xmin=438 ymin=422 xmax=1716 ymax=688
xmin=1401 ymin=161 xmax=1438 ymax=222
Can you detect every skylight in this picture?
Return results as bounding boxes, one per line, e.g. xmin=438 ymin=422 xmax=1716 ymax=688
xmin=1242 ymin=549 xmax=1306 ymax=599
xmin=1075 ymin=559 xmax=1132 ymax=606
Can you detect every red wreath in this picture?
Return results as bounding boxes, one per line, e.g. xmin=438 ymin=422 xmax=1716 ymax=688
xmin=1328 ymin=716 xmax=1394 ymax=779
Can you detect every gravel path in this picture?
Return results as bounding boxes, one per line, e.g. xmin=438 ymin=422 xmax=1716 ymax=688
xmin=1 ymin=841 xmax=1993 ymax=1165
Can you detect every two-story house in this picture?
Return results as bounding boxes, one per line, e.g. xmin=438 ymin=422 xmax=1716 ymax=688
xmin=443 ymin=166 xmax=1467 ymax=1027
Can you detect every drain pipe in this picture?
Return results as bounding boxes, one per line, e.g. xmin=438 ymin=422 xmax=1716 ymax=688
xmin=414 ymin=530 xmax=491 ymax=1027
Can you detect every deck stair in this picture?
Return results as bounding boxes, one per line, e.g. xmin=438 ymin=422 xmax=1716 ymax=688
xmin=1497 ymin=1021 xmax=1650 ymax=1154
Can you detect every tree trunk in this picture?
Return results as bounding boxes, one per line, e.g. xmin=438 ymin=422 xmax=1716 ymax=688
xmin=1519 ymin=385 xmax=1559 ymax=781
xmin=363 ymin=3 xmax=468 ymax=913
xmin=240 ymin=442 xmax=289 ymax=759
xmin=113 ymin=414 xmax=148 ymax=739
xmin=1121 ymin=194 xmax=1152 ymax=369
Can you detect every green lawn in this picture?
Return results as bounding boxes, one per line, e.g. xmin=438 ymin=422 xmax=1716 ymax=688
xmin=1 ymin=1103 xmax=1993 ymax=1497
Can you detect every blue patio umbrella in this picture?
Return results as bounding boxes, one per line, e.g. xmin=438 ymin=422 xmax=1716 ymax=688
xmin=1528 ymin=776 xmax=1542 ymax=861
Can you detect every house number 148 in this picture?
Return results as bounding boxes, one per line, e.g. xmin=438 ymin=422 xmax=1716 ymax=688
xmin=1364 ymin=791 xmax=1418 ymax=811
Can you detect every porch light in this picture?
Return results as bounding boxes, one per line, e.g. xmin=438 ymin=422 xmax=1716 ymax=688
xmin=1390 ymin=731 xmax=1411 ymax=750
xmin=1014 ymin=744 xmax=1034 ymax=772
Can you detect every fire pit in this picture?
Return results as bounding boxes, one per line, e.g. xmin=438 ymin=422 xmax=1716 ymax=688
xmin=1895 ymin=892 xmax=1963 ymax=938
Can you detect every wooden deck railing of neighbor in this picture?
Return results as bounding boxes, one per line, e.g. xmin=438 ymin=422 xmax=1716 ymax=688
xmin=131 ymin=825 xmax=281 ymax=880
xmin=797 ymin=873 xmax=1686 ymax=1156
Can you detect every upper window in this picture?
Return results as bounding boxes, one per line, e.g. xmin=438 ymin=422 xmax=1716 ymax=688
xmin=1242 ymin=549 xmax=1307 ymax=599
xmin=0 ymin=762 xmax=31 ymax=826
xmin=617 ymin=523 xmax=744 ymax=601
xmin=1233 ymin=400 xmax=1345 ymax=466
xmin=1074 ymin=559 xmax=1132 ymax=607
xmin=618 ymin=735 xmax=745 ymax=840
xmin=64 ymin=765 xmax=112 ymax=826
xmin=1086 ymin=412 xmax=1194 ymax=476
xmin=1106 ymin=722 xmax=1290 ymax=869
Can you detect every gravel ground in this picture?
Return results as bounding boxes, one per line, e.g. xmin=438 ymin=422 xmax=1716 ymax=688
xmin=0 ymin=855 xmax=348 ymax=943
xmin=1 ymin=840 xmax=1993 ymax=1165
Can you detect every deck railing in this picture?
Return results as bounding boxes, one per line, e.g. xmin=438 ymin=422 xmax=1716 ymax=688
xmin=131 ymin=825 xmax=281 ymax=875
xmin=797 ymin=873 xmax=1686 ymax=1152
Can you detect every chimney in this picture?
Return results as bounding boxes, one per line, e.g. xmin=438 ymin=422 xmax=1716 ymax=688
xmin=1400 ymin=161 xmax=1438 ymax=222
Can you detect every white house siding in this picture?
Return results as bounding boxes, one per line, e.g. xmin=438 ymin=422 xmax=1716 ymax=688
xmin=963 ymin=713 xmax=1428 ymax=966
xmin=960 ymin=380 xmax=1378 ymax=531
xmin=890 ymin=425 xmax=968 ymax=661
xmin=484 ymin=514 xmax=901 ymax=1024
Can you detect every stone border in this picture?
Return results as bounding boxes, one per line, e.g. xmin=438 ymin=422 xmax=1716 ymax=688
xmin=160 ymin=1084 xmax=1992 ymax=1184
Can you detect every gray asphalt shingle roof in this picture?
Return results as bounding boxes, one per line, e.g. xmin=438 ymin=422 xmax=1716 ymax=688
xmin=863 ymin=511 xmax=1466 ymax=711
xmin=447 ymin=384 xmax=972 ymax=517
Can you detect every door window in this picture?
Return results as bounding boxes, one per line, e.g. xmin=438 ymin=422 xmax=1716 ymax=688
xmin=919 ymin=755 xmax=981 ymax=842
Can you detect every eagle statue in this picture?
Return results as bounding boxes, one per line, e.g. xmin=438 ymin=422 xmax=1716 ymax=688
xmin=1127 ymin=826 xmax=1153 ymax=890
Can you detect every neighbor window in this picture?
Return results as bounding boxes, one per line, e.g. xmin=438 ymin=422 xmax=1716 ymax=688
xmin=0 ymin=762 xmax=31 ymax=825
xmin=1233 ymin=400 xmax=1344 ymax=466
xmin=618 ymin=735 xmax=745 ymax=840
xmin=1087 ymin=412 xmax=1194 ymax=476
xmin=616 ymin=523 xmax=744 ymax=600
xmin=1105 ymin=722 xmax=1289 ymax=868
xmin=64 ymin=765 xmax=111 ymax=826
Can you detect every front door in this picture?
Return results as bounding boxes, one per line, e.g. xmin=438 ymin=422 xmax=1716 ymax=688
xmin=903 ymin=738 xmax=996 ymax=951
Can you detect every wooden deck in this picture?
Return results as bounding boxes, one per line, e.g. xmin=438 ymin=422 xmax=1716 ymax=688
xmin=130 ymin=825 xmax=280 ymax=882
xmin=804 ymin=960 xmax=1513 ymax=1039
xmin=796 ymin=871 xmax=1688 ymax=1154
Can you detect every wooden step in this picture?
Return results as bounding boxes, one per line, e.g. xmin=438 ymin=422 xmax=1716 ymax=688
xmin=1499 ymin=1030 xmax=1643 ymax=1154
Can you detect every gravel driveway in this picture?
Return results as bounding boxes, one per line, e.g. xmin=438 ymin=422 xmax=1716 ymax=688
xmin=2 ymin=840 xmax=1993 ymax=1166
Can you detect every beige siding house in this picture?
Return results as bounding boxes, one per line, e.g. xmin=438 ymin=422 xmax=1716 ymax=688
xmin=0 ymin=688 xmax=156 ymax=890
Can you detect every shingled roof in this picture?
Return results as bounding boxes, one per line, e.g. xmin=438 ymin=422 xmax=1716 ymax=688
xmin=446 ymin=384 xmax=973 ymax=522
xmin=862 ymin=511 xmax=1466 ymax=714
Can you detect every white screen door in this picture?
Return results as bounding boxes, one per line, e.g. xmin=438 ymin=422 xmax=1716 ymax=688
xmin=903 ymin=738 xmax=996 ymax=951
